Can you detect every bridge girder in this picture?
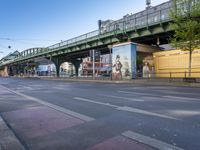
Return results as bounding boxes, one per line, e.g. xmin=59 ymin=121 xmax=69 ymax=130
xmin=0 ymin=21 xmax=173 ymax=68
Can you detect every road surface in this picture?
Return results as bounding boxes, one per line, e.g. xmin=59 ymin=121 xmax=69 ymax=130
xmin=0 ymin=77 xmax=200 ymax=150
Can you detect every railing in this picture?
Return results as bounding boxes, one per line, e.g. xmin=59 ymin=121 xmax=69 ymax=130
xmin=138 ymin=72 xmax=200 ymax=83
xmin=149 ymin=72 xmax=200 ymax=79
xmin=47 ymin=30 xmax=100 ymax=50
xmin=101 ymin=1 xmax=172 ymax=33
xmin=0 ymin=0 xmax=173 ymax=66
xmin=18 ymin=71 xmax=200 ymax=79
xmin=45 ymin=1 xmax=172 ymax=53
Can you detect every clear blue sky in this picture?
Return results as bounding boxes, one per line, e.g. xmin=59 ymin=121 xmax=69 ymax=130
xmin=0 ymin=0 xmax=166 ymax=59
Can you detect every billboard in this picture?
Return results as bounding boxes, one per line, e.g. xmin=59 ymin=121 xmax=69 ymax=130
xmin=112 ymin=42 xmax=136 ymax=80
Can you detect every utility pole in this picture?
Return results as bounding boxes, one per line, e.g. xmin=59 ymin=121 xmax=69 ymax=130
xmin=92 ymin=49 xmax=95 ymax=77
xmin=146 ymin=0 xmax=151 ymax=8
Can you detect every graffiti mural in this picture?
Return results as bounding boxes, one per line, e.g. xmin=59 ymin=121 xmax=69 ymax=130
xmin=112 ymin=42 xmax=136 ymax=80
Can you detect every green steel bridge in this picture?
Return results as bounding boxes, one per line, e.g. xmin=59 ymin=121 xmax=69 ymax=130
xmin=0 ymin=0 xmax=173 ymax=76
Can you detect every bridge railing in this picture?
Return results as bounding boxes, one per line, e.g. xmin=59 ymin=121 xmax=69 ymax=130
xmin=43 ymin=1 xmax=172 ymax=53
xmin=33 ymin=1 xmax=173 ymax=54
xmin=101 ymin=1 xmax=172 ymax=33
xmin=1 ymin=0 xmax=173 ymax=66
xmin=47 ymin=30 xmax=100 ymax=51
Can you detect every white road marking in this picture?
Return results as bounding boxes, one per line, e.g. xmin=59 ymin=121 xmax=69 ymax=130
xmin=117 ymin=106 xmax=177 ymax=120
xmin=122 ymin=130 xmax=184 ymax=150
xmin=0 ymin=117 xmax=3 ymax=122
xmin=1 ymin=85 xmax=94 ymax=122
xmin=143 ymin=96 xmax=194 ymax=103
xmin=163 ymin=96 xmax=199 ymax=101
xmin=167 ymin=110 xmax=200 ymax=117
xmin=146 ymin=86 xmax=178 ymax=89
xmin=154 ymin=90 xmax=188 ymax=95
xmin=73 ymin=97 xmax=117 ymax=108
xmin=97 ymin=94 xmax=145 ymax=102
xmin=118 ymin=90 xmax=156 ymax=96
xmin=73 ymin=97 xmax=177 ymax=120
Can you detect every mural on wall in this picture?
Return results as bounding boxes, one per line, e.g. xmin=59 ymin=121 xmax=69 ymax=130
xmin=112 ymin=42 xmax=137 ymax=80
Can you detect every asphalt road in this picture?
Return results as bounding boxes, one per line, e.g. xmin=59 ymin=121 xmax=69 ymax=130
xmin=0 ymin=77 xmax=200 ymax=150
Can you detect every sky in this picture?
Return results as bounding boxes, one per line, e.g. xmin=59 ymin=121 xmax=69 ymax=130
xmin=0 ymin=0 xmax=167 ymax=59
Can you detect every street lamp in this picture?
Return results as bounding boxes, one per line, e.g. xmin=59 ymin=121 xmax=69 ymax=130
xmin=146 ymin=0 xmax=151 ymax=8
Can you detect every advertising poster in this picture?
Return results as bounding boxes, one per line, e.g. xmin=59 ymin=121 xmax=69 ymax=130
xmin=112 ymin=42 xmax=136 ymax=80
xmin=100 ymin=54 xmax=112 ymax=75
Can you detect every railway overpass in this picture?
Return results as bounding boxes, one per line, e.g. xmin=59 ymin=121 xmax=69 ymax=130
xmin=0 ymin=0 xmax=173 ymax=77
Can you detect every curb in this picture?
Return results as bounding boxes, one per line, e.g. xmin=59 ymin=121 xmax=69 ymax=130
xmin=0 ymin=116 xmax=25 ymax=150
xmin=38 ymin=77 xmax=200 ymax=87
xmin=8 ymin=76 xmax=200 ymax=87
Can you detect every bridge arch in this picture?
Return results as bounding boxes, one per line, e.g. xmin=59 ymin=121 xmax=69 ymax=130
xmin=59 ymin=62 xmax=75 ymax=77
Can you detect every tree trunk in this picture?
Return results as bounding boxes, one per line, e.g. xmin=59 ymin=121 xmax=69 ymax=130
xmin=188 ymin=49 xmax=192 ymax=78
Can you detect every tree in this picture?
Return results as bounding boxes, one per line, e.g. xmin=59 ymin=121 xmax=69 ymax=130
xmin=170 ymin=0 xmax=200 ymax=77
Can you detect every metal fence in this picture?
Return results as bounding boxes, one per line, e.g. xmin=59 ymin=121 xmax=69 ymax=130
xmin=149 ymin=72 xmax=200 ymax=79
xmin=20 ymin=71 xmax=200 ymax=83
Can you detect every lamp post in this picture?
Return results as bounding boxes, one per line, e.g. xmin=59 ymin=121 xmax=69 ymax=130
xmin=146 ymin=0 xmax=151 ymax=8
xmin=92 ymin=49 xmax=95 ymax=78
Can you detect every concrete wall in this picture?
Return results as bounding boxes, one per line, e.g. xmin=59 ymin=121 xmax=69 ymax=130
xmin=137 ymin=43 xmax=160 ymax=53
xmin=153 ymin=49 xmax=200 ymax=78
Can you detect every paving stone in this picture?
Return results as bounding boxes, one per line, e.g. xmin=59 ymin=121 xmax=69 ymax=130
xmin=88 ymin=135 xmax=156 ymax=150
xmin=2 ymin=106 xmax=85 ymax=140
xmin=0 ymin=117 xmax=25 ymax=150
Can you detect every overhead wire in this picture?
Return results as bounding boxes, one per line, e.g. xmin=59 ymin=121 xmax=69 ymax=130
xmin=0 ymin=37 xmax=61 ymax=58
xmin=0 ymin=37 xmax=61 ymax=50
xmin=0 ymin=37 xmax=60 ymax=42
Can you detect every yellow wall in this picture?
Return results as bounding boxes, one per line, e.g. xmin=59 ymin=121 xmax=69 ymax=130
xmin=153 ymin=49 xmax=200 ymax=78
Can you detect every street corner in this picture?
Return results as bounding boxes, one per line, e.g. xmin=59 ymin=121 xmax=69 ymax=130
xmin=1 ymin=106 xmax=85 ymax=140
xmin=88 ymin=135 xmax=156 ymax=150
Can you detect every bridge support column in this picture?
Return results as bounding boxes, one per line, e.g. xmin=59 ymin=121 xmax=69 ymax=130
xmin=10 ymin=65 xmax=19 ymax=76
xmin=5 ymin=66 xmax=9 ymax=76
xmin=17 ymin=64 xmax=26 ymax=76
xmin=8 ymin=64 xmax=22 ymax=76
xmin=51 ymin=57 xmax=65 ymax=77
xmin=0 ymin=66 xmax=8 ymax=76
xmin=71 ymin=59 xmax=82 ymax=77
xmin=0 ymin=65 xmax=12 ymax=76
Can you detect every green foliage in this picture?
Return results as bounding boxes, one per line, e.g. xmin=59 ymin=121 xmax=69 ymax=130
xmin=170 ymin=0 xmax=200 ymax=76
xmin=170 ymin=0 xmax=200 ymax=51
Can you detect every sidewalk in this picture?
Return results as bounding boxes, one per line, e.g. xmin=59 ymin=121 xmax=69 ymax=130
xmin=0 ymin=116 xmax=25 ymax=150
xmin=37 ymin=76 xmax=200 ymax=87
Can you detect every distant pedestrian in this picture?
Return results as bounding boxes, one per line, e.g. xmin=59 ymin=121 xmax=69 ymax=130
xmin=143 ymin=62 xmax=150 ymax=78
